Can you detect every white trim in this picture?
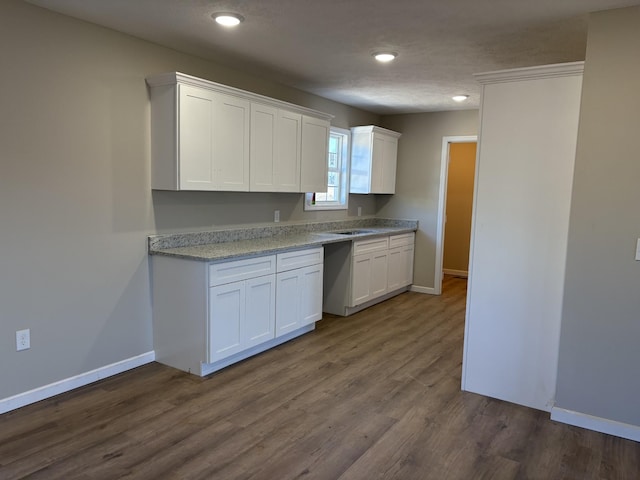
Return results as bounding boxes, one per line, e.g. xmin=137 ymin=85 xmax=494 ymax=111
xmin=434 ymin=135 xmax=477 ymax=296
xmin=551 ymin=407 xmax=640 ymax=443
xmin=410 ymin=285 xmax=437 ymax=295
xmin=443 ymin=269 xmax=468 ymax=278
xmin=146 ymin=72 xmax=333 ymax=120
xmin=0 ymin=351 xmax=155 ymax=415
xmin=474 ymin=61 xmax=584 ymax=84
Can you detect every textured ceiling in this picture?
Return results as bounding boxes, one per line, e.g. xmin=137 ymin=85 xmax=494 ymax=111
xmin=25 ymin=0 xmax=640 ymax=114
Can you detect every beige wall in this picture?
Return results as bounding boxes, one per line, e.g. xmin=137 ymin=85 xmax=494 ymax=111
xmin=443 ymin=142 xmax=476 ymax=273
xmin=0 ymin=0 xmax=379 ymax=400
xmin=556 ymin=6 xmax=640 ymax=427
xmin=378 ymin=111 xmax=479 ymax=289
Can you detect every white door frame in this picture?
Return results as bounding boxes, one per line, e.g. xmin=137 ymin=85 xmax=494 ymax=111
xmin=433 ymin=135 xmax=478 ymax=294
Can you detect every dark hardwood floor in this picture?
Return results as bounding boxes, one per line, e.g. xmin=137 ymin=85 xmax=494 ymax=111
xmin=1 ymin=276 xmax=638 ymax=479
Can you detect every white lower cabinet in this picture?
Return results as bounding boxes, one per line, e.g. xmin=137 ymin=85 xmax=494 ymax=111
xmin=152 ymin=247 xmax=323 ymax=376
xmin=387 ymin=233 xmax=415 ymax=291
xmin=323 ymin=232 xmax=415 ymax=316
xmin=349 ymin=236 xmax=389 ymax=307
xmin=208 ymin=274 xmax=276 ymax=363
xmin=351 ymin=250 xmax=388 ymax=306
xmin=276 ymin=248 xmax=324 ymax=336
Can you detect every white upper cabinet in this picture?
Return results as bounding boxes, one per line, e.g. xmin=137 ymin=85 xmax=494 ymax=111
xmin=249 ymin=104 xmax=303 ymax=192
xmin=350 ymin=125 xmax=401 ymax=194
xmin=300 ymin=115 xmax=330 ymax=193
xmin=147 ymin=72 xmax=332 ymax=192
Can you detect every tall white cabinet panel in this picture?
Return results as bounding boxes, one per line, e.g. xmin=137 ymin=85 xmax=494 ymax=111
xmin=147 ymin=72 xmax=332 ymax=192
xmin=300 ymin=115 xmax=330 ymax=193
xmin=350 ymin=126 xmax=401 ymax=194
xmin=462 ymin=62 xmax=584 ymax=412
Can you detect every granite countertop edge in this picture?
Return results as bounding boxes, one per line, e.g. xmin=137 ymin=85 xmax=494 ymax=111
xmin=149 ymin=218 xmax=418 ymax=262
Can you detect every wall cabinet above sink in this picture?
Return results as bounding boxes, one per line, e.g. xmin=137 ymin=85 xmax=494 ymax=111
xmin=146 ymin=72 xmax=332 ymax=193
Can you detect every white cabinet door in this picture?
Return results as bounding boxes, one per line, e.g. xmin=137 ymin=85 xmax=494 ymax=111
xmin=179 ymin=84 xmax=216 ymax=190
xmin=300 ymin=263 xmax=323 ymax=326
xmin=403 ymin=245 xmax=414 ymax=286
xmin=275 ymin=270 xmax=301 ymax=336
xmin=209 ymin=281 xmax=245 ymax=363
xmin=250 ymin=103 xmax=278 ymax=192
xmin=387 ymin=247 xmax=404 ymax=291
xmin=244 ymin=275 xmax=276 ymax=348
xmin=379 ymin=134 xmax=398 ymax=194
xmin=351 ymin=254 xmax=373 ymax=306
xmin=276 ymin=110 xmax=302 ymax=192
xmin=214 ymin=93 xmax=250 ymax=191
xmin=370 ymin=251 xmax=389 ymax=298
xmin=370 ymin=133 xmax=398 ymax=194
xmin=388 ymin=245 xmax=414 ymax=290
xmin=300 ymin=115 xmax=329 ymax=193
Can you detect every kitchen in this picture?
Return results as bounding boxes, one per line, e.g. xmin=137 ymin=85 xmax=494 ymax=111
xmin=1 ymin=0 xmax=639 ymax=477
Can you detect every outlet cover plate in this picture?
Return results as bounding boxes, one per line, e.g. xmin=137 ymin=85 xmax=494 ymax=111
xmin=16 ymin=329 xmax=30 ymax=351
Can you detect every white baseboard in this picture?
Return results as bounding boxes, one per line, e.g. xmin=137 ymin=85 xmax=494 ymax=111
xmin=443 ymin=269 xmax=468 ymax=278
xmin=410 ymin=285 xmax=437 ymax=295
xmin=0 ymin=351 xmax=155 ymax=415
xmin=551 ymin=407 xmax=640 ymax=443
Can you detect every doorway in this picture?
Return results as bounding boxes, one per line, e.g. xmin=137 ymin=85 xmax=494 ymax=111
xmin=434 ymin=136 xmax=477 ymax=294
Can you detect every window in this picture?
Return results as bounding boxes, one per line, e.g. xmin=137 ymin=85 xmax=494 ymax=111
xmin=304 ymin=127 xmax=350 ymax=210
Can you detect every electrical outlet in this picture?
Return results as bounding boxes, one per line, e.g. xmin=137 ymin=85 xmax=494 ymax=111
xmin=357 ymin=206 xmax=362 ymax=217
xmin=274 ymin=210 xmax=280 ymax=223
xmin=16 ymin=329 xmax=30 ymax=351
xmin=635 ymin=238 xmax=640 ymax=261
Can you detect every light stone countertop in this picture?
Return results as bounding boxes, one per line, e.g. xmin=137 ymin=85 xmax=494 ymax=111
xmin=148 ymin=219 xmax=417 ymax=262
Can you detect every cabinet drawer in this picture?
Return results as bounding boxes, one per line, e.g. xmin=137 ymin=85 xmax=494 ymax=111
xmin=353 ymin=237 xmax=389 ymax=256
xmin=389 ymin=232 xmax=415 ymax=249
xmin=277 ymin=247 xmax=323 ymax=272
xmin=209 ymin=255 xmax=276 ymax=287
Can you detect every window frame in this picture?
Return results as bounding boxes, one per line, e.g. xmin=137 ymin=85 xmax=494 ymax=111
xmin=304 ymin=126 xmax=351 ymax=211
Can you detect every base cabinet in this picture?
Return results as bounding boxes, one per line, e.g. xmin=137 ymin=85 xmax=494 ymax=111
xmin=323 ymin=232 xmax=415 ymax=316
xmin=276 ymin=248 xmax=324 ymax=336
xmin=351 ymin=250 xmax=388 ymax=306
xmin=209 ymin=275 xmax=276 ymax=363
xmin=387 ymin=234 xmax=415 ymax=291
xmin=152 ymin=247 xmax=323 ymax=376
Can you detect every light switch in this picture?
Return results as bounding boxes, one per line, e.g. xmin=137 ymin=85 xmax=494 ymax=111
xmin=636 ymin=238 xmax=640 ymax=261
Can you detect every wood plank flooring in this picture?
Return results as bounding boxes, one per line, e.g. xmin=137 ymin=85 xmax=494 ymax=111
xmin=1 ymin=276 xmax=639 ymax=479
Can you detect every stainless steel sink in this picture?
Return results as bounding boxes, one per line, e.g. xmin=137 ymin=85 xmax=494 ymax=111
xmin=331 ymin=229 xmax=378 ymax=235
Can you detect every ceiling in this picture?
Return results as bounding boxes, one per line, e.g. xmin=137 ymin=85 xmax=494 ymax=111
xmin=25 ymin=0 xmax=640 ymax=114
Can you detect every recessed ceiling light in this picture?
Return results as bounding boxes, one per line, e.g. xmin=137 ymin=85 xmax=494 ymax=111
xmin=373 ymin=52 xmax=398 ymax=63
xmin=213 ymin=12 xmax=244 ymax=27
xmin=452 ymin=95 xmax=469 ymax=102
